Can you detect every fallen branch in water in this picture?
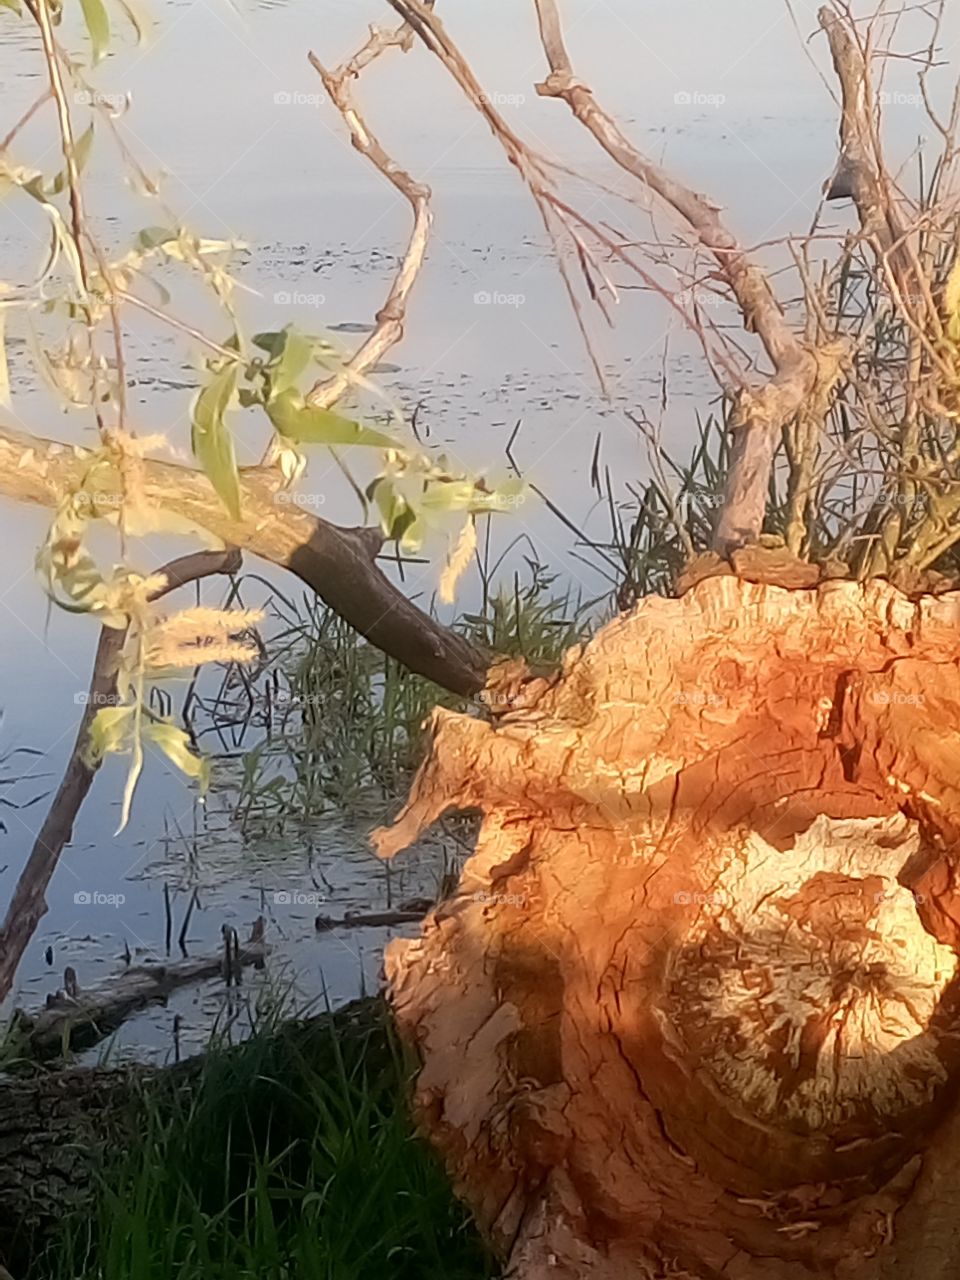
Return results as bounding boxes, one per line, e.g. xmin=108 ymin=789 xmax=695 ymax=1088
xmin=314 ymin=907 xmax=429 ymax=932
xmin=12 ymin=927 xmax=269 ymax=1060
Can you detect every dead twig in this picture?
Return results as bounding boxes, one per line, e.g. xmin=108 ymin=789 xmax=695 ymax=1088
xmin=306 ymin=22 xmax=432 ymax=409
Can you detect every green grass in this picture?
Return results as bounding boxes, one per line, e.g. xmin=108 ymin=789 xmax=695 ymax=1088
xmin=42 ymin=1003 xmax=497 ymax=1280
xmin=207 ymin=561 xmax=594 ymax=836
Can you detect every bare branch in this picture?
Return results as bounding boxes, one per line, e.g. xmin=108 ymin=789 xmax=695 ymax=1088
xmin=819 ymin=5 xmax=912 ymax=280
xmin=306 ymin=23 xmax=432 ymax=409
xmin=530 ymin=0 xmax=847 ymax=554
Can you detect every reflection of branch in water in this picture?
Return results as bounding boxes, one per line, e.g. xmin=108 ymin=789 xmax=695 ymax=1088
xmin=0 ymin=547 xmax=242 ymax=1004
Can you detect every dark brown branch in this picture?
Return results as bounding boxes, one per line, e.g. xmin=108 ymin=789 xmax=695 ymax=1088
xmin=0 ymin=422 xmax=489 ymax=697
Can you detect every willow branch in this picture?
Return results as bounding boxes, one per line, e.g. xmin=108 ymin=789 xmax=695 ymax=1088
xmin=0 ymin=422 xmax=489 ymax=697
xmin=306 ymin=24 xmax=431 ymax=409
xmin=0 ymin=548 xmax=241 ymax=1005
xmin=530 ymin=0 xmax=848 ymax=554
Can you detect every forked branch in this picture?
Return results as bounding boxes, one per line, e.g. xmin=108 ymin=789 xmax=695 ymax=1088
xmin=530 ymin=0 xmax=846 ymax=554
xmin=306 ymin=22 xmax=432 ymax=409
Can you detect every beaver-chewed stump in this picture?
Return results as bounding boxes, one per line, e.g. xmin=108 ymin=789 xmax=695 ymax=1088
xmin=373 ymin=577 xmax=960 ymax=1280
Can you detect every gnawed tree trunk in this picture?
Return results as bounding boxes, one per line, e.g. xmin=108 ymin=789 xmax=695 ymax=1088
xmin=374 ymin=576 xmax=960 ymax=1280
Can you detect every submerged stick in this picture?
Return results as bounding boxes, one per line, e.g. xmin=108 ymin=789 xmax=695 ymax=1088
xmin=14 ymin=929 xmax=269 ymax=1059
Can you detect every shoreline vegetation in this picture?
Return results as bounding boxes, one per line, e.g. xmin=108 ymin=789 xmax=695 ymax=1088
xmin=7 ymin=998 xmax=497 ymax=1280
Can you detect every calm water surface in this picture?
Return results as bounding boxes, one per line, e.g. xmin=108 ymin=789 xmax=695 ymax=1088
xmin=0 ymin=0 xmax=953 ymax=1057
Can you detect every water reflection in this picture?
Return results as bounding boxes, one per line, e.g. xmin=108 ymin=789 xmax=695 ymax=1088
xmin=1 ymin=0 xmax=957 ymax=1051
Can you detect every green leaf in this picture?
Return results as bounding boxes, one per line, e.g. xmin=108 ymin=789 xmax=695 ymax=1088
xmin=0 ymin=0 xmax=22 ymax=15
xmin=252 ymin=330 xmax=285 ymax=357
xmin=269 ymin=327 xmax=314 ymax=399
xmin=145 ymin=721 xmax=210 ymax=791
xmin=370 ymin=477 xmax=415 ymax=542
xmin=192 ymin=364 xmax=241 ymax=519
xmin=50 ymin=123 xmax=94 ymax=196
xmin=399 ymin=517 xmax=426 ymax=555
xmin=136 ymin=225 xmax=177 ymax=250
xmin=79 ymin=0 xmax=111 ymax=63
xmin=266 ymin=389 xmax=394 ymax=448
xmin=86 ymin=704 xmax=134 ymax=765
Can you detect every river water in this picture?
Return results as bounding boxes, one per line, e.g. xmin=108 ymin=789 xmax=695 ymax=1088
xmin=0 ymin=0 xmax=954 ymax=1059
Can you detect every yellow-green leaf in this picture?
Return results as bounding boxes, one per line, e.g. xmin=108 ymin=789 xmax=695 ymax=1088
xmin=85 ymin=704 xmax=134 ymax=765
xmin=270 ymin=327 xmax=314 ymax=398
xmin=80 ymin=0 xmax=111 ymax=63
xmin=50 ymin=123 xmax=95 ymax=196
xmin=266 ymin=389 xmax=394 ymax=447
xmin=192 ymin=364 xmax=241 ymax=520
xmin=145 ymin=720 xmax=210 ymax=791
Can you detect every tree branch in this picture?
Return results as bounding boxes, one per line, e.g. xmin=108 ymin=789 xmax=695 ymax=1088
xmin=819 ymin=5 xmax=911 ymax=277
xmin=0 ymin=548 xmax=241 ymax=1004
xmin=529 ymin=0 xmax=847 ymax=554
xmin=306 ymin=23 xmax=432 ymax=409
xmin=0 ymin=422 xmax=489 ymax=697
